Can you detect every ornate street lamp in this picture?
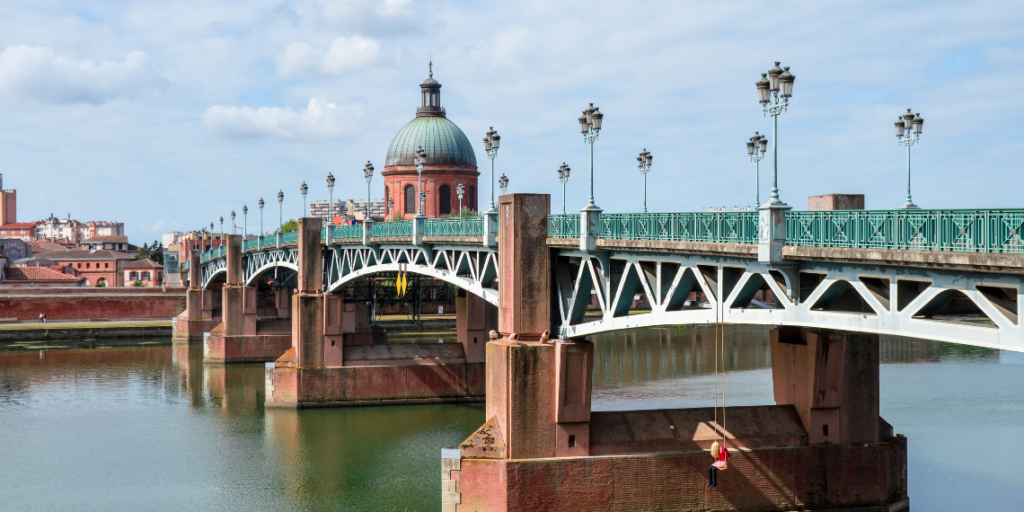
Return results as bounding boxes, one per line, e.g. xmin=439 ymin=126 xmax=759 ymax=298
xmin=557 ymin=163 xmax=570 ymax=214
xmin=746 ymin=133 xmax=767 ymax=208
xmin=637 ymin=149 xmax=653 ymax=212
xmin=456 ymin=183 xmax=465 ymax=216
xmin=483 ymin=128 xmax=501 ymax=213
xmin=301 ymin=182 xmax=308 ymax=217
xmin=219 ymin=216 xmax=223 ymax=240
xmin=326 ymin=172 xmax=336 ymax=225
xmin=363 ymin=161 xmax=375 ymax=221
xmin=578 ymin=103 xmax=603 ymax=209
xmin=895 ymin=109 xmax=924 ymax=209
xmin=415 ymin=147 xmax=427 ymax=217
xmin=230 ymin=211 xmax=236 ymax=235
xmin=259 ymin=198 xmax=264 ymax=235
xmin=387 ymin=198 xmax=394 ymax=221
xmin=499 ymin=173 xmax=509 ymax=195
xmin=277 ymin=190 xmax=284 ymax=232
xmin=757 ymin=62 xmax=795 ymax=208
xmin=242 ymin=205 xmax=248 ymax=241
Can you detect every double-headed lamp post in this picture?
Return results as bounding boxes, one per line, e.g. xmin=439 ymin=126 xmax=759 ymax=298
xmin=301 ymin=182 xmax=308 ymax=217
xmin=363 ymin=161 xmax=374 ymax=221
xmin=326 ymin=172 xmax=336 ymax=225
xmin=231 ymin=211 xmax=236 ymax=235
xmin=483 ymin=128 xmax=501 ymax=213
xmin=637 ymin=150 xmax=653 ymax=213
xmin=578 ymin=103 xmax=603 ymax=209
xmin=277 ymin=190 xmax=284 ymax=232
xmin=557 ymin=163 xmax=570 ymax=213
xmin=746 ymin=133 xmax=767 ymax=208
xmin=756 ymin=62 xmax=795 ymax=208
xmin=499 ymin=174 xmax=508 ymax=195
xmin=895 ymin=109 xmax=924 ymax=209
xmin=415 ymin=147 xmax=427 ymax=217
xmin=242 ymin=205 xmax=248 ymax=241
xmin=456 ymin=183 xmax=465 ymax=215
xmin=259 ymin=198 xmax=264 ymax=235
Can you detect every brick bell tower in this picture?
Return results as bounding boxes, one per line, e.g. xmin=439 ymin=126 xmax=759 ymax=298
xmin=382 ymin=63 xmax=480 ymax=220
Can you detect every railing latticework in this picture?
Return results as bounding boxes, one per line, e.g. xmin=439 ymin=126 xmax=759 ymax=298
xmin=548 ymin=214 xmax=580 ymax=239
xmin=260 ymin=234 xmax=276 ymax=247
xmin=598 ymin=212 xmax=760 ymax=244
xmin=786 ymin=209 xmax=1024 ymax=253
xmin=333 ymin=224 xmax=363 ymax=240
xmin=370 ymin=221 xmax=413 ymax=238
xmin=424 ymin=217 xmax=484 ymax=237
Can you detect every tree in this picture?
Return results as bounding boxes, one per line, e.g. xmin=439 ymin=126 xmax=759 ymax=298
xmin=279 ymin=219 xmax=298 ymax=233
xmin=136 ymin=240 xmax=164 ymax=265
xmin=452 ymin=207 xmax=479 ymax=218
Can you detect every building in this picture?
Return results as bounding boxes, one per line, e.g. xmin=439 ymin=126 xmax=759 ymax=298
xmin=35 ymin=215 xmax=125 ymax=245
xmin=345 ymin=199 xmax=387 ymax=221
xmin=0 ymin=238 xmax=31 ymax=260
xmin=309 ymin=200 xmax=345 ymax=223
xmin=162 ymin=232 xmax=182 ymax=249
xmin=0 ymin=222 xmax=36 ymax=242
xmin=81 ymin=235 xmax=131 ymax=252
xmin=33 ymin=249 xmax=138 ymax=287
xmin=122 ymin=259 xmax=163 ymax=287
xmin=0 ymin=266 xmax=86 ymax=288
xmin=0 ymin=173 xmax=15 ymax=227
xmin=383 ymin=64 xmax=479 ymax=220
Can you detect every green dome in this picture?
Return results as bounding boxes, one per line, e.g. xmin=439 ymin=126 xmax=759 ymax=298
xmin=385 ymin=116 xmax=477 ymax=168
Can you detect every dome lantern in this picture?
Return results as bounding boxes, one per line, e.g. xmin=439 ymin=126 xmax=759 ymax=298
xmin=417 ymin=61 xmax=444 ymax=118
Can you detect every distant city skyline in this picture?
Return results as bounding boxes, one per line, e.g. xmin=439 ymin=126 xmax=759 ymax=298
xmin=0 ymin=1 xmax=1022 ymax=242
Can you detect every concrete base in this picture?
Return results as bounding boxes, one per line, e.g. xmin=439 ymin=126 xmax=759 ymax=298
xmin=172 ymin=312 xmax=220 ymax=342
xmin=449 ymin=436 xmax=908 ymax=512
xmin=265 ymin=344 xmax=486 ymax=408
xmin=204 ymin=330 xmax=292 ymax=363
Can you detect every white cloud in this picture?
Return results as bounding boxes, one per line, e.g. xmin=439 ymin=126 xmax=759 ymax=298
xmin=201 ymin=96 xmax=361 ymax=140
xmin=0 ymin=45 xmax=162 ymax=104
xmin=316 ymin=0 xmax=417 ymax=33
xmin=275 ymin=36 xmax=381 ymax=78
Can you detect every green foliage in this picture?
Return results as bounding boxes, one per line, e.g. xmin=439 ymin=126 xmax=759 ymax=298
xmin=136 ymin=240 xmax=164 ymax=265
xmin=452 ymin=207 xmax=479 ymax=218
xmin=95 ymin=280 xmax=106 ymax=288
xmin=133 ymin=280 xmax=143 ymax=287
xmin=279 ymin=219 xmax=298 ymax=233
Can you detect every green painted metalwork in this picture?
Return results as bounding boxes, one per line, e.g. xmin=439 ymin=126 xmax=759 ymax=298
xmin=385 ymin=116 xmax=477 ymax=167
xmin=598 ymin=212 xmax=760 ymax=244
xmin=424 ymin=217 xmax=484 ymax=237
xmin=548 ymin=214 xmax=580 ymax=239
xmin=334 ymin=224 xmax=363 ymax=240
xmin=371 ymin=221 xmax=413 ymax=238
xmin=260 ymin=234 xmax=276 ymax=247
xmin=244 ymin=238 xmax=259 ymax=251
xmin=282 ymin=232 xmax=299 ymax=244
xmin=786 ymin=209 xmax=1024 ymax=253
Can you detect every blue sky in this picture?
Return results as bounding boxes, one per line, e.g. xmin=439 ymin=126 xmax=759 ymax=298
xmin=0 ymin=0 xmax=1022 ymax=243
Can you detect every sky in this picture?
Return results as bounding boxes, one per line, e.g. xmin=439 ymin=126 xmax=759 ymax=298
xmin=0 ymin=0 xmax=1022 ymax=244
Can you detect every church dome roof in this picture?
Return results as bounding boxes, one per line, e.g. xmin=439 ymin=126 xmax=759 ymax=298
xmin=385 ymin=116 xmax=478 ymax=167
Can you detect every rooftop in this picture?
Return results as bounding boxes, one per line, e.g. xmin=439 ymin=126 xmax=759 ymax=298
xmin=123 ymin=258 xmax=163 ymax=269
xmin=34 ymin=249 xmax=138 ymax=261
xmin=0 ymin=222 xmax=36 ymax=229
xmin=83 ymin=235 xmax=129 ymax=244
xmin=4 ymin=267 xmax=85 ymax=282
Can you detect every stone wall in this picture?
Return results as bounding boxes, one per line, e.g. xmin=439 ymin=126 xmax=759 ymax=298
xmin=0 ymin=290 xmax=186 ymax=320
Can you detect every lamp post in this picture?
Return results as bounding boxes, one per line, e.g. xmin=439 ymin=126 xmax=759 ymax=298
xmin=242 ymin=205 xmax=248 ymax=242
xmin=578 ymin=103 xmax=603 ymax=209
xmin=756 ymin=62 xmax=795 ymax=208
xmin=301 ymin=182 xmax=308 ymax=217
xmin=895 ymin=109 xmax=924 ymax=209
xmin=415 ymin=147 xmax=426 ymax=217
xmin=277 ymin=190 xmax=284 ymax=232
xmin=219 ymin=216 xmax=223 ymax=241
xmin=637 ymin=150 xmax=652 ymax=213
xmin=363 ymin=161 xmax=374 ymax=221
xmin=230 ymin=211 xmax=236 ymax=235
xmin=258 ymin=198 xmax=264 ymax=235
xmin=483 ymin=128 xmax=500 ymax=213
xmin=557 ymin=163 xmax=570 ymax=214
xmin=499 ymin=173 xmax=508 ymax=195
xmin=746 ymin=133 xmax=767 ymax=208
xmin=326 ymin=172 xmax=336 ymax=225
xmin=457 ymin=183 xmax=465 ymax=216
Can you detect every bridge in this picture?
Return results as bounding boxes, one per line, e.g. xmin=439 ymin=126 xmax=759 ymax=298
xmin=190 ymin=205 xmax=1024 ymax=352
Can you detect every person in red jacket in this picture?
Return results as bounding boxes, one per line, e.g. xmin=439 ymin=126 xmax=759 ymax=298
xmin=707 ymin=443 xmax=730 ymax=488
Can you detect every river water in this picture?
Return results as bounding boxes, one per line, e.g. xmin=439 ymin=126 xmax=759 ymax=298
xmin=1 ymin=326 xmax=1023 ymax=511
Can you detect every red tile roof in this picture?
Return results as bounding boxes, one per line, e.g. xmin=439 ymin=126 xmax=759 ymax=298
xmin=0 ymin=222 xmax=36 ymax=229
xmin=123 ymin=258 xmax=163 ymax=269
xmin=5 ymin=266 xmax=86 ymax=282
xmin=83 ymin=235 xmax=128 ymax=244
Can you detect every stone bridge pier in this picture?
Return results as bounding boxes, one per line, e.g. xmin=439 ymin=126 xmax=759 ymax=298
xmin=173 ymin=253 xmax=221 ymax=341
xmin=265 ymin=217 xmax=492 ymax=408
xmin=443 ymin=194 xmax=908 ymax=512
xmin=204 ymin=234 xmax=293 ymax=363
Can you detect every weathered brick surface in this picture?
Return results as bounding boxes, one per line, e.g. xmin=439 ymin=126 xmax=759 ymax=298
xmin=268 ymin=362 xmax=486 ymax=406
xmin=457 ymin=437 xmax=907 ymax=512
xmin=0 ymin=292 xmax=185 ymax=321
xmin=205 ymin=333 xmax=292 ymax=363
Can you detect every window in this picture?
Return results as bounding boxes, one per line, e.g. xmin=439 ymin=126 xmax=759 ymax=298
xmin=105 ymin=263 xmax=109 ymax=269
xmin=469 ymin=186 xmax=475 ymax=209
xmin=404 ymin=185 xmax=416 ymax=214
xmin=143 ymin=272 xmax=151 ymax=281
xmin=439 ymin=185 xmax=451 ymax=215
xmin=86 ymin=263 xmax=90 ymax=269
xmin=130 ymin=271 xmax=138 ymax=280
xmin=77 ymin=263 xmax=81 ymax=269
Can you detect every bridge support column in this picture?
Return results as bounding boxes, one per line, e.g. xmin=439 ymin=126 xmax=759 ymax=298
xmin=770 ymin=327 xmax=882 ymax=445
xmin=173 ymin=253 xmax=219 ymax=341
xmin=205 ymin=235 xmax=292 ymax=363
xmin=456 ymin=292 xmax=497 ymax=364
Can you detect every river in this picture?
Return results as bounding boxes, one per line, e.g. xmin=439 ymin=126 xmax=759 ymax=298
xmin=1 ymin=326 xmax=1022 ymax=511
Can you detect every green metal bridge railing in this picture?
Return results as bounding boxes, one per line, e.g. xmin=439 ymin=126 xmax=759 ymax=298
xmin=548 ymin=213 xmax=580 ymax=238
xmin=370 ymin=220 xmax=411 ymax=238
xmin=424 ymin=217 xmax=484 ymax=237
xmin=598 ymin=212 xmax=760 ymax=244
